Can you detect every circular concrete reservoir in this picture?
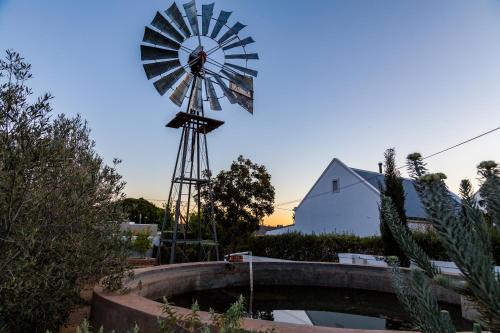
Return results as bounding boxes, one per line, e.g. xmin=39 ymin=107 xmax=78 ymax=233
xmin=91 ymin=261 xmax=472 ymax=333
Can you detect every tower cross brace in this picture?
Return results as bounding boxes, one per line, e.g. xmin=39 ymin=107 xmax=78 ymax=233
xmin=157 ymin=75 xmax=223 ymax=264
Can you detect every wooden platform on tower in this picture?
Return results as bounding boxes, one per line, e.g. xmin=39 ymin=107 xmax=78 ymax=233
xmin=166 ymin=112 xmax=224 ymax=134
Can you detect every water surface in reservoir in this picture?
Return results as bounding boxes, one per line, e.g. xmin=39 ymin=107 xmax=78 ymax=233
xmin=168 ymin=285 xmax=473 ymax=331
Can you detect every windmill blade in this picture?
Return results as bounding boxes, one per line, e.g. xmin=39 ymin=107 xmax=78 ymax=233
xmin=220 ymin=69 xmax=252 ymax=92
xmin=183 ymin=0 xmax=199 ymax=36
xmin=140 ymin=45 xmax=178 ymax=61
xmin=210 ymin=10 xmax=231 ymax=39
xmin=151 ymin=12 xmax=185 ymax=43
xmin=153 ymin=67 xmax=185 ymax=96
xmin=212 ymin=73 xmax=236 ymax=104
xmin=232 ymin=88 xmax=253 ymax=114
xmin=225 ymin=53 xmax=259 ymax=60
xmin=170 ymin=73 xmax=193 ymax=106
xmin=190 ymin=77 xmax=203 ymax=112
xmin=166 ymin=2 xmax=191 ymax=38
xmin=202 ymin=3 xmax=214 ymax=36
xmin=206 ymin=79 xmax=222 ymax=111
xmin=222 ymin=36 xmax=255 ymax=51
xmin=143 ymin=60 xmax=181 ymax=80
xmin=218 ymin=22 xmax=246 ymax=45
xmin=224 ymin=62 xmax=258 ymax=77
xmin=143 ymin=27 xmax=181 ymax=50
xmin=229 ymin=76 xmax=254 ymax=114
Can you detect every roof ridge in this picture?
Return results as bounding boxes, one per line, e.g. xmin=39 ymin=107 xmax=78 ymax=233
xmin=350 ymin=167 xmax=414 ymax=182
xmin=350 ymin=167 xmax=380 ymax=174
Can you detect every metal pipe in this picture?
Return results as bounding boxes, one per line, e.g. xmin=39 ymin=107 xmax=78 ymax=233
xmin=227 ymin=251 xmax=253 ymax=315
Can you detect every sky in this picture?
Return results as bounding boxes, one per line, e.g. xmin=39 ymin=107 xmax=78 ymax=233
xmin=1 ymin=0 xmax=500 ymax=226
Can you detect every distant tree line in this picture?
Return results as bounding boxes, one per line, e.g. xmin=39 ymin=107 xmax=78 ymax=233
xmin=120 ymin=197 xmax=165 ymax=225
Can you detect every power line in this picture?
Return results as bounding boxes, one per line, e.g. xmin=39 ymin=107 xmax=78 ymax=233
xmin=275 ymin=124 xmax=500 ymax=208
xmin=135 ymin=125 xmax=500 ymax=210
xmin=420 ymin=125 xmax=500 ymax=161
xmin=275 ymin=207 xmax=294 ymax=211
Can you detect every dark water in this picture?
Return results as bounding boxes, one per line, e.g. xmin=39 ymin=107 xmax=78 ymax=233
xmin=168 ymin=285 xmax=473 ymax=331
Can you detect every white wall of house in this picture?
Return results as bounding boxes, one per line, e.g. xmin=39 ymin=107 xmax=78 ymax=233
xmin=291 ymin=159 xmax=381 ymax=236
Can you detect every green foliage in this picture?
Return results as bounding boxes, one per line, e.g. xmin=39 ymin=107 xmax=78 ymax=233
xmin=0 ymin=50 xmax=130 ymax=332
xmin=159 ymin=298 xmax=209 ymax=333
xmin=212 ymin=295 xmax=247 ymax=333
xmin=391 ymin=267 xmax=456 ymax=333
xmin=381 ymin=152 xmax=500 ymax=333
xmin=133 ymin=229 xmax=152 ymax=258
xmin=158 ymin=296 xmax=273 ymax=333
xmin=247 ymin=233 xmax=384 ymax=262
xmin=48 ymin=302 xmax=274 ymax=333
xmin=478 ymin=161 xmax=500 ymax=227
xmin=247 ymin=232 xmax=480 ymax=263
xmin=380 ymin=148 xmax=410 ymax=267
xmin=48 ymin=319 xmax=139 ymax=333
xmin=74 ymin=320 xmax=104 ymax=333
xmin=204 ymin=155 xmax=275 ymax=254
xmin=159 ymin=244 xmax=199 ymax=264
xmin=120 ymin=197 xmax=165 ymax=226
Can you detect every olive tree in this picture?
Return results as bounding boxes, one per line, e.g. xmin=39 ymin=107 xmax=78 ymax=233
xmin=0 ymin=50 xmax=130 ymax=332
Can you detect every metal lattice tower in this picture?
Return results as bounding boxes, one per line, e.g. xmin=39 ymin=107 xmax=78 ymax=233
xmin=139 ymin=0 xmax=258 ymax=263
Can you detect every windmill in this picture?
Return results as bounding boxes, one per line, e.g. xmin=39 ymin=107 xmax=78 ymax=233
xmin=140 ymin=0 xmax=258 ymax=264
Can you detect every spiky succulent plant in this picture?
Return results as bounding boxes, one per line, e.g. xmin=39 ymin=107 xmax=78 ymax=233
xmin=381 ymin=153 xmax=500 ymax=333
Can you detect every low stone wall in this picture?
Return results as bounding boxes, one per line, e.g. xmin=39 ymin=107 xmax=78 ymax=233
xmin=91 ymin=261 xmax=463 ymax=333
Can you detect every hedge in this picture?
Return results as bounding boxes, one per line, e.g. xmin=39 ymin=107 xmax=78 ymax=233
xmin=245 ymin=231 xmax=500 ymax=264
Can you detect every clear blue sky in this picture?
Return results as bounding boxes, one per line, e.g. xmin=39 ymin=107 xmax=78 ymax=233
xmin=1 ymin=0 xmax=500 ymax=225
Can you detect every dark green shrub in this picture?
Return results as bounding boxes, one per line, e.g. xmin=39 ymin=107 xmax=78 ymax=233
xmin=120 ymin=197 xmax=166 ymax=226
xmin=159 ymin=244 xmax=200 ymax=263
xmin=246 ymin=232 xmax=500 ymax=264
xmin=133 ymin=230 xmax=152 ymax=258
xmin=380 ymin=148 xmax=410 ymax=267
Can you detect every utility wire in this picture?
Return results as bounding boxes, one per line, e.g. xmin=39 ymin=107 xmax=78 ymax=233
xmin=275 ymin=125 xmax=500 ymax=208
xmin=138 ymin=125 xmax=500 ymax=210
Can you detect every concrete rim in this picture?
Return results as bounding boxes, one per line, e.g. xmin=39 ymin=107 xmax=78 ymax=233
xmin=91 ymin=261 xmax=466 ymax=333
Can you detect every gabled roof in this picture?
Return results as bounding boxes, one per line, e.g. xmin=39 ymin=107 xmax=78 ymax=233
xmin=295 ymin=158 xmax=379 ymax=210
xmin=295 ymin=158 xmax=429 ymax=220
xmin=351 ymin=168 xmax=427 ymax=220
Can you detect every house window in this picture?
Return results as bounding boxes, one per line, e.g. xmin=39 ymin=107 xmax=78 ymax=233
xmin=332 ymin=178 xmax=340 ymax=193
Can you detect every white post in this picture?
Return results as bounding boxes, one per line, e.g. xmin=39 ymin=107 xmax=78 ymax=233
xmin=228 ymin=251 xmax=254 ymax=315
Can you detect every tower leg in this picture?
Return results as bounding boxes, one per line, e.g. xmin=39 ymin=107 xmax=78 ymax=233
xmin=158 ymin=78 xmax=220 ymax=264
xmin=157 ymin=124 xmax=184 ymax=264
xmin=201 ymin=119 xmax=219 ymax=261
xmin=170 ymin=122 xmax=192 ymax=264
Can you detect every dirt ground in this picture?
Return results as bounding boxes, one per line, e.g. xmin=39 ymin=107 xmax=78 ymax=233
xmin=58 ymin=287 xmax=93 ymax=333
xmin=59 ymin=260 xmax=156 ymax=332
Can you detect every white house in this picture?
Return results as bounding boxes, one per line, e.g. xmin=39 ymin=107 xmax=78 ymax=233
xmin=267 ymin=158 xmax=430 ymax=236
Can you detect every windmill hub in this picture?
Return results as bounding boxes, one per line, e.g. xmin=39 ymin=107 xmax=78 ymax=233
xmin=188 ymin=49 xmax=207 ymax=75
